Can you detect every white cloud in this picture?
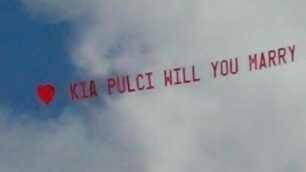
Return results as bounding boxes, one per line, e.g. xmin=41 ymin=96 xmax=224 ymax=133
xmin=3 ymin=0 xmax=306 ymax=171
xmin=0 ymin=106 xmax=145 ymax=172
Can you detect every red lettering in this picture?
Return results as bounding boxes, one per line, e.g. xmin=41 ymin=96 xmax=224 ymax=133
xmin=192 ymin=65 xmax=200 ymax=82
xmin=89 ymin=80 xmax=98 ymax=97
xmin=79 ymin=81 xmax=88 ymax=99
xmin=174 ymin=67 xmax=182 ymax=85
xmin=182 ymin=67 xmax=191 ymax=83
xmin=136 ymin=74 xmax=145 ymax=90
xmin=259 ymin=53 xmax=266 ymax=69
xmin=220 ymin=60 xmax=228 ymax=76
xmin=117 ymin=76 xmax=126 ymax=93
xmin=164 ymin=70 xmax=172 ymax=87
xmin=249 ymin=54 xmax=257 ymax=71
xmin=70 ymin=83 xmax=79 ymax=100
xmin=211 ymin=61 xmax=219 ymax=78
xmin=288 ymin=45 xmax=295 ymax=62
xmin=278 ymin=48 xmax=287 ymax=64
xmin=146 ymin=72 xmax=154 ymax=89
xmin=107 ymin=78 xmax=116 ymax=95
xmin=268 ymin=50 xmax=277 ymax=67
xmin=126 ymin=76 xmax=135 ymax=92
xmin=230 ymin=58 xmax=239 ymax=75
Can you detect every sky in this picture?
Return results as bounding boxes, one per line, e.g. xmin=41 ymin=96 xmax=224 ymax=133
xmin=1 ymin=0 xmax=306 ymax=172
xmin=0 ymin=0 xmax=75 ymax=118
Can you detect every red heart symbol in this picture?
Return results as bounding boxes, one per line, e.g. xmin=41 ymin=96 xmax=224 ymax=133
xmin=36 ymin=84 xmax=55 ymax=105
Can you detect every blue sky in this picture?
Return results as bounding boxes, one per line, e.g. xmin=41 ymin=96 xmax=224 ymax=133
xmin=0 ymin=0 xmax=76 ymax=119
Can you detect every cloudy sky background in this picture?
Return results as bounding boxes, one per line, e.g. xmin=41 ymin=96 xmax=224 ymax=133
xmin=1 ymin=0 xmax=306 ymax=171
